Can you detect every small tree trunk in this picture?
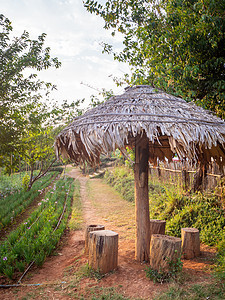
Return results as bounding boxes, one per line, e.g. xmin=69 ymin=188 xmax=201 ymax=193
xmin=85 ymin=224 xmax=105 ymax=254
xmin=181 ymin=228 xmax=200 ymax=259
xmin=27 ymin=165 xmax=34 ymax=191
xmin=150 ymin=219 xmax=166 ymax=244
xmin=150 ymin=234 xmax=182 ymax=273
xmin=88 ymin=230 xmax=118 ymax=274
xmin=134 ymin=134 xmax=150 ymax=262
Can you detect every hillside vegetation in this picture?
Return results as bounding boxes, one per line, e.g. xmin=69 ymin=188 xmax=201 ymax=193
xmin=104 ymin=165 xmax=225 ymax=279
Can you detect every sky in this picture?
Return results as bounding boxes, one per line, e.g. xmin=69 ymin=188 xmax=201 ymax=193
xmin=1 ymin=0 xmax=130 ymax=107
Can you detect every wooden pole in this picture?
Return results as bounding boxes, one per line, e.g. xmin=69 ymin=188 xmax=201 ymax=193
xmin=134 ymin=133 xmax=150 ymax=262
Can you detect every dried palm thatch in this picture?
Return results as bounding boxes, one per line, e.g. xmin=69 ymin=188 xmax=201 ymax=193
xmin=55 ymin=85 xmax=225 ymax=167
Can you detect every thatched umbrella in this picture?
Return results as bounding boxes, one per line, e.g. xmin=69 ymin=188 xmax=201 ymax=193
xmin=55 ymin=85 xmax=225 ymax=262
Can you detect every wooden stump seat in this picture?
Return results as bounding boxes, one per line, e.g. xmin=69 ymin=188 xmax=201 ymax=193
xmin=150 ymin=234 xmax=182 ymax=273
xmin=181 ymin=228 xmax=200 ymax=259
xmin=150 ymin=219 xmax=166 ymax=242
xmin=85 ymin=224 xmax=105 ymax=254
xmin=88 ymin=230 xmax=118 ymax=274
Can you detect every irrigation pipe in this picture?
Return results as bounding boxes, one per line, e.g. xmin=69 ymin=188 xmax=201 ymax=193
xmin=17 ymin=182 xmax=72 ymax=285
xmin=53 ymin=182 xmax=72 ymax=232
xmin=0 ymin=281 xmax=66 ymax=288
xmin=17 ymin=260 xmax=35 ymax=284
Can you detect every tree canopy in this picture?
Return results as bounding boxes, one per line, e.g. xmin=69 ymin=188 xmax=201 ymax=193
xmin=84 ymin=0 xmax=225 ymax=118
xmin=0 ymin=14 xmax=61 ymax=157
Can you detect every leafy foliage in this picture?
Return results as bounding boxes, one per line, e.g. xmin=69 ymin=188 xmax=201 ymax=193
xmin=0 ymin=14 xmax=61 ymax=157
xmin=84 ymin=0 xmax=225 ymax=118
xmin=145 ymin=252 xmax=183 ymax=283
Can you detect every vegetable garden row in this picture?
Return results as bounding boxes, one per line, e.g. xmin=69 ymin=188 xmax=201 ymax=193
xmin=0 ymin=171 xmax=60 ymax=230
xmin=0 ymin=170 xmax=78 ymax=280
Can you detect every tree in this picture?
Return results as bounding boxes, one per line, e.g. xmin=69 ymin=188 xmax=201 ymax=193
xmin=17 ymin=99 xmax=84 ymax=190
xmin=84 ymin=0 xmax=225 ymax=118
xmin=0 ymin=14 xmax=61 ymax=159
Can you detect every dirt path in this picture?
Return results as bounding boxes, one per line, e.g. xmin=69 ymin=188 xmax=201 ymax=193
xmin=0 ymin=167 xmax=216 ymax=300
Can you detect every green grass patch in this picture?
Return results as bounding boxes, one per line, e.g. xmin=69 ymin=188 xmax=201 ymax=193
xmin=68 ymin=180 xmax=83 ymax=230
xmin=104 ymin=166 xmax=134 ymax=202
xmin=154 ymin=282 xmax=225 ymax=300
xmin=83 ymin=286 xmax=133 ymax=300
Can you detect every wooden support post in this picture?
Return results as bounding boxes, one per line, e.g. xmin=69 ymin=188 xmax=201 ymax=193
xmin=150 ymin=219 xmax=166 ymax=244
xmin=182 ymin=168 xmax=189 ymax=190
xmin=85 ymin=224 xmax=105 ymax=254
xmin=134 ymin=133 xmax=150 ymax=262
xmin=181 ymin=228 xmax=200 ymax=259
xmin=88 ymin=230 xmax=118 ymax=274
xmin=150 ymin=234 xmax=182 ymax=273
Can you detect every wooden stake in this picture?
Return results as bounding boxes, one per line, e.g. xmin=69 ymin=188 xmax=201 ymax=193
xmin=134 ymin=133 xmax=150 ymax=262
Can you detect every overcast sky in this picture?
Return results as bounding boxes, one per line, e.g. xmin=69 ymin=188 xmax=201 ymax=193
xmin=1 ymin=0 xmax=130 ymax=106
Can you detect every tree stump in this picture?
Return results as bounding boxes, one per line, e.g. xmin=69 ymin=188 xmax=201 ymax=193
xmin=85 ymin=225 xmax=105 ymax=254
xmin=181 ymin=228 xmax=200 ymax=259
xmin=150 ymin=219 xmax=166 ymax=243
xmin=150 ymin=234 xmax=182 ymax=273
xmin=88 ymin=230 xmax=118 ymax=274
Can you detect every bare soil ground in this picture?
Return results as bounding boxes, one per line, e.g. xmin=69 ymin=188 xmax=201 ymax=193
xmin=0 ymin=167 xmax=216 ymax=299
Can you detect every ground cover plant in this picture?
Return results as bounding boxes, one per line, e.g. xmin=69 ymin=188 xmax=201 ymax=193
xmin=0 ymin=176 xmax=76 ymax=280
xmin=0 ymin=171 xmax=61 ymax=230
xmin=153 ymin=281 xmax=225 ymax=300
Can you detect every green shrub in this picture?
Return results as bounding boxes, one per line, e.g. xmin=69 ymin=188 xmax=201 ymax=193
xmin=22 ymin=173 xmax=30 ymax=191
xmin=104 ymin=166 xmax=134 ymax=202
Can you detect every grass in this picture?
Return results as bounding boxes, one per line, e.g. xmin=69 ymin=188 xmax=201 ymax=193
xmin=84 ymin=286 xmax=136 ymax=300
xmin=68 ymin=179 xmax=83 ymax=230
xmin=87 ymin=178 xmax=135 ymax=240
xmin=104 ymin=166 xmax=134 ymax=202
xmin=154 ymin=282 xmax=225 ymax=299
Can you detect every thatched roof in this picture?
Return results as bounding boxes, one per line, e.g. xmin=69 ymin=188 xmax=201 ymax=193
xmin=55 ymin=85 xmax=225 ymax=167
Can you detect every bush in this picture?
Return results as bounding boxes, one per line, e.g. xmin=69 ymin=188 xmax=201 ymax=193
xmin=104 ymin=167 xmax=134 ymax=202
xmin=22 ymin=173 xmax=30 ymax=191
